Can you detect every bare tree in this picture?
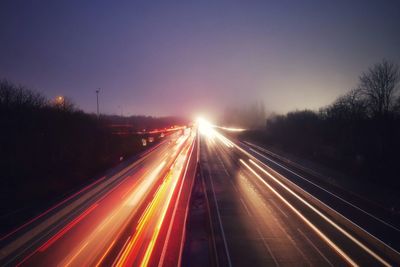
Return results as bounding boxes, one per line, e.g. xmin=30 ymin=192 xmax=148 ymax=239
xmin=53 ymin=96 xmax=76 ymax=111
xmin=0 ymin=79 xmax=47 ymax=109
xmin=358 ymin=59 xmax=400 ymax=117
xmin=395 ymin=96 xmax=400 ymax=114
xmin=324 ymin=88 xmax=367 ymax=121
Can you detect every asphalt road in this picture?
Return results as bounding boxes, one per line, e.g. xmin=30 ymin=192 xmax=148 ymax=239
xmin=241 ymin=141 xmax=400 ymax=253
xmin=2 ymin=124 xmax=399 ymax=266
xmin=0 ymin=130 xmax=197 ymax=267
xmin=198 ymin=126 xmax=400 ymax=266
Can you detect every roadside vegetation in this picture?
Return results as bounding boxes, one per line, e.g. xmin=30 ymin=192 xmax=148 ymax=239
xmin=0 ymin=79 xmax=184 ymax=234
xmin=241 ymin=59 xmax=400 ymax=187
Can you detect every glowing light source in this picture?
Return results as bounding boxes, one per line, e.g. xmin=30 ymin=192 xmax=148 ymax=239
xmin=197 ymin=117 xmax=214 ymax=137
xmin=196 ymin=117 xmax=234 ymax=147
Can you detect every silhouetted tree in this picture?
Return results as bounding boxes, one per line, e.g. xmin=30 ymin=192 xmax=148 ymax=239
xmin=0 ymin=79 xmax=174 ymax=232
xmin=322 ymin=89 xmax=367 ymax=121
xmin=53 ymin=96 xmax=76 ymax=112
xmin=358 ymin=59 xmax=400 ymax=117
xmin=244 ymin=60 xmax=400 ymax=186
xmin=0 ymin=79 xmax=47 ymax=109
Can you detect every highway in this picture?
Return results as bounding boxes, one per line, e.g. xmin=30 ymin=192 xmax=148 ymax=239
xmin=0 ymin=130 xmax=197 ymax=267
xmin=197 ymin=120 xmax=400 ymax=266
xmin=2 ymin=120 xmax=400 ymax=267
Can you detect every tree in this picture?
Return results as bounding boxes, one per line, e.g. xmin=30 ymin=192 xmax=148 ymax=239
xmin=53 ymin=96 xmax=76 ymax=112
xmin=0 ymin=79 xmax=47 ymax=109
xmin=358 ymin=59 xmax=400 ymax=117
xmin=323 ymin=88 xmax=366 ymax=121
xmin=394 ymin=96 xmax=400 ymax=115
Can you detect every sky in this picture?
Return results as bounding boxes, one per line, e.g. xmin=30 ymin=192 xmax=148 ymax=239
xmin=1 ymin=0 xmax=399 ymax=119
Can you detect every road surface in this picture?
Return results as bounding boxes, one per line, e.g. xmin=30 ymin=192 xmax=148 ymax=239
xmin=2 ymin=122 xmax=399 ymax=266
xmin=197 ymin=123 xmax=400 ymax=266
xmin=0 ymin=130 xmax=197 ymax=267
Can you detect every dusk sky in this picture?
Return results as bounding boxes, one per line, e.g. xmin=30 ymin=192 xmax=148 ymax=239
xmin=1 ymin=0 xmax=399 ymax=118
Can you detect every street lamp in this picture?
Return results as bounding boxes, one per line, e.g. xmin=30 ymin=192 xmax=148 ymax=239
xmin=56 ymin=96 xmax=65 ymax=108
xmin=95 ymin=88 xmax=100 ymax=119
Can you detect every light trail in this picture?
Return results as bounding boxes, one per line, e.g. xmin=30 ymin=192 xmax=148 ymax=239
xmin=158 ymin=136 xmax=196 ymax=267
xmin=95 ymin=239 xmax=116 ymax=267
xmin=114 ymin=134 xmax=194 ymax=266
xmin=3 ymin=132 xmax=198 ymax=267
xmin=3 ymin=141 xmax=170 ymax=267
xmin=56 ymin=159 xmax=168 ymax=266
xmin=247 ymin=143 xmax=400 ymax=235
xmin=201 ymin=123 xmax=394 ymax=266
xmin=247 ymin=159 xmax=392 ymax=267
xmin=198 ymin=117 xmax=233 ymax=148
xmin=38 ymin=203 xmax=98 ymax=252
xmin=239 ymin=159 xmax=359 ymax=266
xmin=216 ymin=126 xmax=246 ymax=132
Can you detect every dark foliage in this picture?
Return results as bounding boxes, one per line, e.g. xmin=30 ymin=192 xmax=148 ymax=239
xmin=243 ymin=60 xmax=400 ymax=186
xmin=0 ymin=80 xmax=175 ymax=230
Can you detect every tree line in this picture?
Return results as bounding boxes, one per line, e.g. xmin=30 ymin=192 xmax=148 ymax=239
xmin=0 ymin=80 xmax=183 ymax=233
xmin=244 ymin=60 xmax=400 ymax=185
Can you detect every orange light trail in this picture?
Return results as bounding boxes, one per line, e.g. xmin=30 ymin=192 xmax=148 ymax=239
xmin=115 ymin=134 xmax=193 ymax=267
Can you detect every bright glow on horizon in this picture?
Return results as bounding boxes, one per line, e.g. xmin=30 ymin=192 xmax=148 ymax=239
xmin=197 ymin=117 xmax=234 ymax=147
xmin=197 ymin=117 xmax=214 ymax=137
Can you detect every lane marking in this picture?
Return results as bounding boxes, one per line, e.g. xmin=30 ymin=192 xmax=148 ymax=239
xmin=229 ymin=179 xmax=239 ymax=193
xmin=201 ymin=171 xmax=220 ymax=266
xmin=240 ymin=198 xmax=252 ymax=217
xmin=297 ymin=228 xmax=333 ymax=267
xmin=215 ymin=153 xmax=230 ymax=177
xmin=207 ymin=163 xmax=232 ymax=267
xmin=240 ymin=159 xmax=359 ymax=266
xmin=269 ymin=198 xmax=288 ymax=218
xmin=199 ymin=139 xmax=222 ymax=266
xmin=256 ymin=228 xmax=279 ymax=267
xmin=271 ymin=217 xmax=312 ymax=266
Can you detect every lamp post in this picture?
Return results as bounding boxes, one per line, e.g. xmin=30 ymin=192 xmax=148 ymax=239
xmin=95 ymin=88 xmax=100 ymax=119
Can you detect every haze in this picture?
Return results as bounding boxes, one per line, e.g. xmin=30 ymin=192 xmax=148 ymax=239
xmin=1 ymin=0 xmax=399 ymax=118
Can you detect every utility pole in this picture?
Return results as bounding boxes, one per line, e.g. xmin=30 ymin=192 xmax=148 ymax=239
xmin=95 ymin=88 xmax=100 ymax=119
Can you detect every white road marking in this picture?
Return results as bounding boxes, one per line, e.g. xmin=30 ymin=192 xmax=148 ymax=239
xmin=256 ymin=228 xmax=280 ymax=267
xmin=240 ymin=198 xmax=252 ymax=217
xmin=297 ymin=228 xmax=334 ymax=267
xmin=270 ymin=198 xmax=288 ymax=218
xmin=207 ymin=165 xmax=233 ymax=267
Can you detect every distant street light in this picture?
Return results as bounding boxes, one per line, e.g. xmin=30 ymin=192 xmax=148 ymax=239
xmin=56 ymin=96 xmax=65 ymax=109
xmin=95 ymin=88 xmax=100 ymax=119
